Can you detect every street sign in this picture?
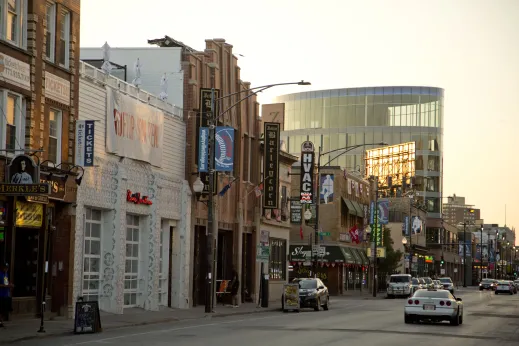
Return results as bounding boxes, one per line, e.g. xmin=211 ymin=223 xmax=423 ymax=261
xmin=367 ymin=247 xmax=386 ymax=258
xmin=440 ymin=269 xmax=446 ymax=275
xmin=256 ymin=245 xmax=270 ymax=263
xmin=319 ymin=232 xmax=331 ymax=236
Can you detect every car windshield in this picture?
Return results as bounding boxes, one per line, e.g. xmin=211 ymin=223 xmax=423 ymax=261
xmin=424 ymin=278 xmax=432 ymax=284
xmin=298 ymin=280 xmax=317 ymax=289
xmin=413 ymin=290 xmax=452 ymax=299
xmin=439 ymin=278 xmax=452 ymax=283
xmin=412 ymin=278 xmax=419 ymax=284
xmin=418 ymin=279 xmax=425 ymax=284
xmin=481 ymin=279 xmax=493 ymax=283
xmin=390 ymin=276 xmax=410 ymax=283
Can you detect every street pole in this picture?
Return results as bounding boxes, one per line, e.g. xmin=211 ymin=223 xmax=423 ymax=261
xmin=408 ymin=199 xmax=413 ymax=276
xmin=494 ymin=231 xmax=498 ymax=279
xmin=205 ymin=88 xmax=216 ymax=314
xmin=313 ymin=147 xmax=322 ymax=278
xmin=372 ymin=176 xmax=378 ymax=298
xmin=480 ymin=226 xmax=483 ymax=282
xmin=463 ymin=222 xmax=467 ymax=287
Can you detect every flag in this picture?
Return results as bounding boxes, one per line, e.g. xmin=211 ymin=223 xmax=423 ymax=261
xmin=218 ymin=178 xmax=237 ymax=197
xmin=300 ymin=226 xmax=304 ymax=240
xmin=349 ymin=225 xmax=359 ymax=244
xmin=254 ymin=183 xmax=263 ymax=198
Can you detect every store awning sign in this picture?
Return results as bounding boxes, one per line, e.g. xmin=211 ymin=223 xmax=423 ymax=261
xmin=1 ymin=155 xmax=51 ymax=195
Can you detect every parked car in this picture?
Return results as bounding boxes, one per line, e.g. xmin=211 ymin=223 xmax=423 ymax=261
xmin=411 ymin=278 xmax=423 ymax=293
xmin=387 ymin=274 xmax=412 ymax=298
xmin=282 ymin=278 xmax=330 ymax=311
xmin=495 ymin=280 xmax=514 ymax=295
xmin=404 ymin=289 xmax=463 ymax=325
xmin=438 ymin=277 xmax=455 ymax=294
xmin=433 ymin=280 xmax=443 ymax=289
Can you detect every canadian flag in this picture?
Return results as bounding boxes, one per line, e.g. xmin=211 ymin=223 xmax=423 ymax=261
xmin=349 ymin=225 xmax=360 ymax=244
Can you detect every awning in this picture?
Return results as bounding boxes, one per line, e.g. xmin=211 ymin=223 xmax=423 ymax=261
xmin=340 ymin=247 xmax=357 ymax=264
xmin=358 ymin=247 xmax=370 ymax=265
xmin=289 ymin=245 xmax=347 ymax=264
xmin=349 ymin=247 xmax=362 ymax=264
xmin=342 ymin=198 xmax=357 ymax=216
xmin=352 ymin=248 xmax=366 ymax=265
xmin=351 ymin=201 xmax=365 ymax=218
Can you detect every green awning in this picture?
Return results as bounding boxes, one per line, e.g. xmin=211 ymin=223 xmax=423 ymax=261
xmin=340 ymin=247 xmax=357 ymax=264
xmin=349 ymin=247 xmax=362 ymax=264
xmin=342 ymin=197 xmax=357 ymax=216
xmin=351 ymin=201 xmax=364 ymax=218
xmin=289 ymin=245 xmax=347 ymax=263
xmin=358 ymin=247 xmax=370 ymax=265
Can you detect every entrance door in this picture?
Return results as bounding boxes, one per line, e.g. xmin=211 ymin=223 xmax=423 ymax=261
xmin=13 ymin=228 xmax=39 ymax=297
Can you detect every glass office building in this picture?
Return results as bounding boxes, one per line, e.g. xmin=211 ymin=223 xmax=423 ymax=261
xmin=275 ymin=86 xmax=444 ymax=219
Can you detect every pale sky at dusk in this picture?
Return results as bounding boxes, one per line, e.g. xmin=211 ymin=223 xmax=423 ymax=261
xmin=80 ymin=0 xmax=519 ymax=235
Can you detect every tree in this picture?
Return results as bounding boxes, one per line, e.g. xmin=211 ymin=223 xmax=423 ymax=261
xmin=377 ymin=225 xmax=403 ymax=274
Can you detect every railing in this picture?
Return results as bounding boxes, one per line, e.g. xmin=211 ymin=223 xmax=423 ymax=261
xmin=79 ymin=61 xmax=183 ymax=119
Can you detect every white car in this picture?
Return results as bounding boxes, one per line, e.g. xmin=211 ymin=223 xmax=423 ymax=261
xmin=495 ymin=280 xmax=514 ymax=295
xmin=404 ymin=289 xmax=463 ymax=325
xmin=387 ymin=274 xmax=412 ymax=298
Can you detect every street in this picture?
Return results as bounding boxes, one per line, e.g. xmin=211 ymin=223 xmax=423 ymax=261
xmin=12 ymin=289 xmax=519 ymax=346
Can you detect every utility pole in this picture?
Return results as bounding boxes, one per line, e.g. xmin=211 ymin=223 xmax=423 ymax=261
xmin=480 ymin=226 xmax=483 ymax=281
xmin=463 ymin=222 xmax=467 ymax=287
xmin=313 ymin=147 xmax=322 ymax=278
xmin=372 ymin=176 xmax=378 ymax=298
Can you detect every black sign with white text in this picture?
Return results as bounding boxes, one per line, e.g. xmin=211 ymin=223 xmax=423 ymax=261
xmin=197 ymin=88 xmax=220 ymax=195
xmin=263 ymin=122 xmax=280 ymax=209
xmin=300 ymin=141 xmax=315 ymax=204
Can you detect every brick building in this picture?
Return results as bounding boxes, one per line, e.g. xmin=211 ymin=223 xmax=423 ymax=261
xmin=147 ymin=36 xmax=260 ymax=306
xmin=0 ymin=0 xmax=81 ymax=316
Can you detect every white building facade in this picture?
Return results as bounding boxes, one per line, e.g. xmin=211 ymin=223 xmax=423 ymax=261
xmin=72 ymin=61 xmax=190 ymax=315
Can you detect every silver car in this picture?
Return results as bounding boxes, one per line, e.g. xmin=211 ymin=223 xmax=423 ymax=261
xmin=404 ymin=289 xmax=463 ymax=325
xmin=438 ymin=277 xmax=454 ymax=294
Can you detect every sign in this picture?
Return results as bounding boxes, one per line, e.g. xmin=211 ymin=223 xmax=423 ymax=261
xmin=0 ymin=54 xmax=30 ymax=90
xmin=367 ymin=247 xmax=386 ymax=258
xmin=106 ymin=88 xmax=164 ymax=167
xmin=256 ymin=244 xmax=270 ymax=263
xmin=411 ymin=216 xmax=423 ymax=234
xmin=15 ymin=201 xmax=43 ymax=227
xmin=425 ymin=256 xmax=434 ymax=263
xmin=402 ymin=215 xmax=409 ymax=236
xmin=263 ymin=122 xmax=280 ymax=209
xmin=283 ymin=284 xmax=299 ymax=310
xmin=75 ymin=120 xmax=95 ymax=167
xmin=370 ymin=201 xmax=375 ymax=224
xmin=290 ymin=200 xmax=302 ymax=224
xmin=197 ymin=89 xmax=219 ymax=195
xmin=440 ymin=268 xmax=446 ymax=275
xmin=319 ymin=232 xmax=331 ymax=236
xmin=260 ymin=230 xmax=270 ymax=245
xmin=126 ymin=190 xmax=152 ymax=205
xmin=261 ymin=103 xmax=285 ymax=131
xmin=45 ymin=71 xmax=70 ymax=105
xmin=339 ymin=233 xmax=351 ymax=242
xmin=198 ymin=127 xmax=209 ymax=172
xmin=0 ymin=183 xmax=50 ymax=195
xmin=26 ymin=195 xmax=49 ymax=204
xmin=40 ymin=174 xmax=67 ymax=200
xmin=215 ymin=126 xmax=235 ymax=171
xmin=1 ymin=155 xmax=51 ymax=195
xmin=320 ymin=174 xmax=334 ymax=204
xmin=74 ymin=300 xmax=102 ymax=334
xmin=300 ymin=141 xmax=314 ymax=204
xmin=377 ymin=199 xmax=389 ymax=224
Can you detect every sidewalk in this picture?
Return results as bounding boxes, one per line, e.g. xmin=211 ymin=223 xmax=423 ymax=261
xmin=0 ymin=303 xmax=280 ymax=344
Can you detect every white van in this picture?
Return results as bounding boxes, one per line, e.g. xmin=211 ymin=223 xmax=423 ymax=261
xmin=387 ymin=274 xmax=412 ymax=298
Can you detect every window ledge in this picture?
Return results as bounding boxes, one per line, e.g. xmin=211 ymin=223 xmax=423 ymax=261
xmin=47 ymin=61 xmax=72 ymax=75
xmin=0 ymin=39 xmax=31 ymax=56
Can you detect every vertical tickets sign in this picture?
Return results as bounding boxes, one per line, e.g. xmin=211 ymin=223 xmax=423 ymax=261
xmin=263 ymin=123 xmax=280 ymax=209
xmin=300 ymin=141 xmax=315 ymax=204
xmin=75 ymin=120 xmax=95 ymax=167
xmin=197 ymin=88 xmax=220 ymax=194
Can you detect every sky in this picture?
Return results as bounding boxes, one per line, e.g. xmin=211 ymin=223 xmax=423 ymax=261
xmin=80 ymin=0 xmax=519 ymax=236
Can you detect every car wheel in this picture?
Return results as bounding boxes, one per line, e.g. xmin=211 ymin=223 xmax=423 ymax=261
xmin=314 ymin=298 xmax=321 ymax=311
xmin=450 ymin=313 xmax=460 ymax=326
xmin=510 ymin=291 xmax=514 ymax=295
xmin=479 ymin=287 xmax=483 ymax=291
xmin=404 ymin=315 xmax=412 ymax=324
xmin=323 ymin=296 xmax=329 ymax=311
xmin=283 ymin=309 xmax=288 ymax=313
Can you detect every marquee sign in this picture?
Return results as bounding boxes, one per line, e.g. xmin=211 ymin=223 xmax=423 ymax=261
xmin=0 ymin=155 xmax=51 ymax=196
xmin=299 ymin=141 xmax=314 ymax=204
xmin=263 ymin=122 xmax=280 ymax=209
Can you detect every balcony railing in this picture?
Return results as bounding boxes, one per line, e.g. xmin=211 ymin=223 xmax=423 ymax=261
xmin=79 ymin=61 xmax=183 ymax=119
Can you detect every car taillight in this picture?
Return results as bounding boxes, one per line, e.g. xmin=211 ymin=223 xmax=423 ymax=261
xmin=414 ymin=300 xmax=420 ymax=305
xmin=439 ymin=301 xmax=445 ymax=306
xmin=408 ymin=299 xmax=413 ymax=304
xmin=446 ymin=301 xmax=451 ymax=306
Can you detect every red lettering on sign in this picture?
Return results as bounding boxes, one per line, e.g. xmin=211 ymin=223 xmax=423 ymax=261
xmin=126 ymin=190 xmax=153 ymax=205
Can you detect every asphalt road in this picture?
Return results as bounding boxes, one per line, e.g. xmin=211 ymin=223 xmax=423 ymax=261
xmin=14 ymin=289 xmax=519 ymax=346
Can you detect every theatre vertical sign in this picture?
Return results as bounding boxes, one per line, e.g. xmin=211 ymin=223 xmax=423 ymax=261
xmin=263 ymin=122 xmax=280 ymax=209
xmin=300 ymin=141 xmax=315 ymax=204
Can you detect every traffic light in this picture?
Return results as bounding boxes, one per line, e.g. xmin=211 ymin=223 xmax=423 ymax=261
xmin=440 ymin=256 xmax=444 ymax=266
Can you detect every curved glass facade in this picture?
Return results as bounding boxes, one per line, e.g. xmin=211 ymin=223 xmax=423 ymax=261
xmin=275 ymin=86 xmax=444 ymax=219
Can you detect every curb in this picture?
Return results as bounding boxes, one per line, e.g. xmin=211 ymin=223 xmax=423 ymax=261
xmin=2 ymin=307 xmax=281 ymax=344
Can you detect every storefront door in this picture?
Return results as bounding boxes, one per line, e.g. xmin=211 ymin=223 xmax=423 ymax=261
xmin=13 ymin=228 xmax=40 ymax=297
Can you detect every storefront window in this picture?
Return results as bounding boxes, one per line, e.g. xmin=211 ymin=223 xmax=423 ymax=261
xmin=269 ymin=238 xmax=287 ymax=280
xmin=82 ymin=208 xmax=102 ymax=302
xmin=124 ymin=214 xmax=140 ymax=307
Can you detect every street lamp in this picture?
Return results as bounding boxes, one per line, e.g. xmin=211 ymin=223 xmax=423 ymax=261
xmin=204 ymin=80 xmax=311 ymax=313
xmin=192 ymin=176 xmax=205 ymax=196
xmin=304 ymin=209 xmax=312 ymax=222
xmin=402 ymin=237 xmax=408 ymax=274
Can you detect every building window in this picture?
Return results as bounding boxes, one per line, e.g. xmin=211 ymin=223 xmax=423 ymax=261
xmin=45 ymin=2 xmax=56 ymax=62
xmin=158 ymin=228 xmax=169 ymax=306
xmin=58 ymin=9 xmax=70 ymax=67
xmin=124 ymin=214 xmax=140 ymax=307
xmin=269 ymin=238 xmax=287 ymax=280
xmin=48 ymin=109 xmax=62 ymax=164
xmin=0 ymin=91 xmax=25 ymax=154
xmin=2 ymin=0 xmax=26 ymax=48
xmin=82 ymin=208 xmax=102 ymax=302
